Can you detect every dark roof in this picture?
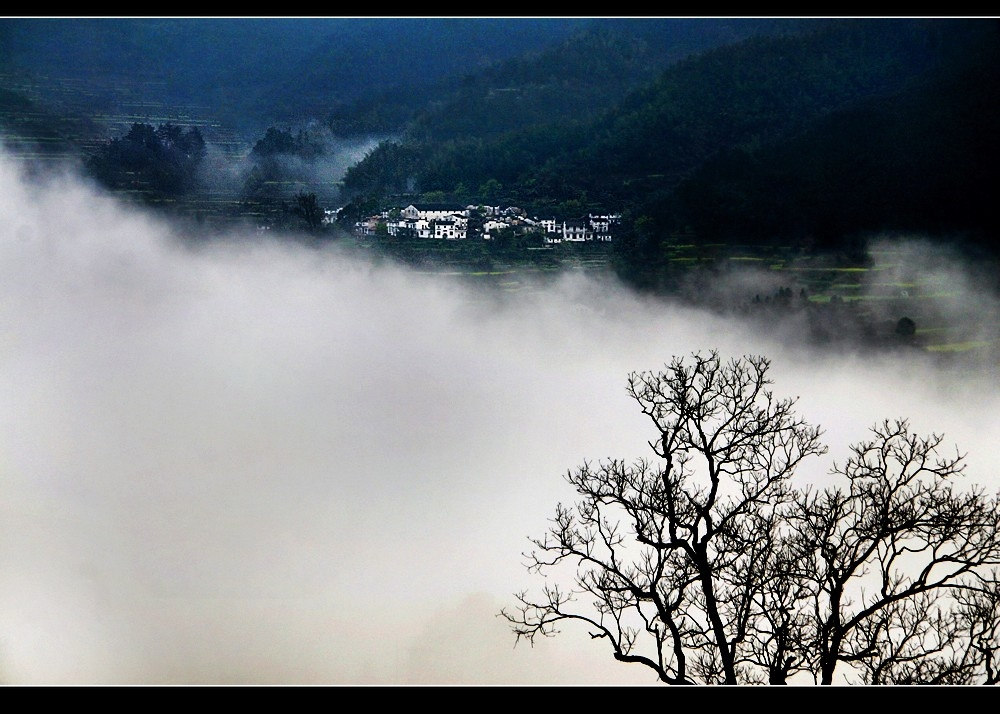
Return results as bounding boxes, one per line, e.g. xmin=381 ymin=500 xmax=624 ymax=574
xmin=408 ymin=203 xmax=466 ymax=211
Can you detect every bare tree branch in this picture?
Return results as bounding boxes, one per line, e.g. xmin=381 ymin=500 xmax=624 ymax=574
xmin=502 ymin=352 xmax=1000 ymax=685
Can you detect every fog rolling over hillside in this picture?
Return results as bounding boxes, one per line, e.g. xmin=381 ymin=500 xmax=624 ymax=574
xmin=1 ymin=151 xmax=998 ymax=684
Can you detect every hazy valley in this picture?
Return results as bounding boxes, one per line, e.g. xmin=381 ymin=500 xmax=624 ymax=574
xmin=1 ymin=17 xmax=998 ymax=685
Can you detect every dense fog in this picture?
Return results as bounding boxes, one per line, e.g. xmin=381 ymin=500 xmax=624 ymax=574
xmin=1 ymin=150 xmax=997 ymax=684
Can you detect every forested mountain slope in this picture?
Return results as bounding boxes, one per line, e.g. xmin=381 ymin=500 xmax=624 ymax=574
xmin=341 ymin=19 xmax=997 ymax=267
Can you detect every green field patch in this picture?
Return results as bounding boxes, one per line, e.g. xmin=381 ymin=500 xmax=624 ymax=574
xmin=925 ymin=340 xmax=995 ymax=353
xmin=915 ymin=327 xmax=950 ymax=335
xmin=786 ymin=267 xmax=872 ymax=273
xmin=839 ymin=295 xmax=903 ymax=302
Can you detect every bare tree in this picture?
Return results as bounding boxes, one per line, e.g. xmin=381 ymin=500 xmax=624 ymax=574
xmin=787 ymin=420 xmax=1000 ymax=684
xmin=502 ymin=351 xmax=1000 ymax=685
xmin=501 ymin=351 xmax=826 ymax=684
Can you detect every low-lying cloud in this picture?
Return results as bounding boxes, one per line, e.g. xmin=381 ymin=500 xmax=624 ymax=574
xmin=197 ymin=128 xmax=386 ymax=206
xmin=1 ymin=149 xmax=998 ymax=684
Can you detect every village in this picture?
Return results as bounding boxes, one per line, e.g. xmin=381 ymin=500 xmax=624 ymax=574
xmin=338 ymin=202 xmax=621 ymax=244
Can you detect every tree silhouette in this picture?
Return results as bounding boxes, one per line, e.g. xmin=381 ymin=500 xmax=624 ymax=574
xmin=895 ymin=316 xmax=917 ymax=337
xmin=502 ymin=351 xmax=1000 ymax=684
xmin=86 ymin=122 xmax=206 ymax=198
xmin=293 ymin=192 xmax=324 ymax=233
xmin=789 ymin=420 xmax=1000 ymax=684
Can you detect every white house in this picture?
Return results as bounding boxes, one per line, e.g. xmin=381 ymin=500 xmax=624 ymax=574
xmin=356 ymin=203 xmax=617 ymax=243
xmin=588 ymin=213 xmax=620 ymax=241
xmin=387 ymin=218 xmax=432 ymax=238
xmin=402 ymin=203 xmax=470 ymax=222
xmin=562 ymin=218 xmax=588 ymax=242
xmin=433 ymin=218 xmax=467 ymax=240
xmin=355 ymin=216 xmax=380 ymax=236
xmin=482 ymin=219 xmax=510 ymax=240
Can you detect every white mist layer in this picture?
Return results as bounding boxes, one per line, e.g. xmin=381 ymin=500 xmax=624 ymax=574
xmin=0 ymin=152 xmax=997 ymax=684
xmin=198 ymin=131 xmax=386 ymax=205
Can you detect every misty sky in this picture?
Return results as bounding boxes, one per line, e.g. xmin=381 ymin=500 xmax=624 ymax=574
xmin=1 ymin=148 xmax=998 ymax=684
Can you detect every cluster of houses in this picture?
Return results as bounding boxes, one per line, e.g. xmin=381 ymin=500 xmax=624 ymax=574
xmin=340 ymin=202 xmax=621 ymax=244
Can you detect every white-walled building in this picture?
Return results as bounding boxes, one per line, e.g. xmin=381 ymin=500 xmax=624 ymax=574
xmin=588 ymin=213 xmax=620 ymax=241
xmin=539 ymin=213 xmax=621 ymax=242
xmin=482 ymin=219 xmax=510 ymax=240
xmin=402 ymin=203 xmax=470 ymax=222
xmin=385 ymin=218 xmax=433 ymax=238
xmin=433 ymin=218 xmax=466 ymax=240
xmin=562 ymin=219 xmax=588 ymax=242
xmin=355 ymin=203 xmax=617 ymax=243
xmin=355 ymin=216 xmax=379 ymax=236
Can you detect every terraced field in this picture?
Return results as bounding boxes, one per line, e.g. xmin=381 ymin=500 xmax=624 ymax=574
xmin=665 ymin=241 xmax=1000 ymax=360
